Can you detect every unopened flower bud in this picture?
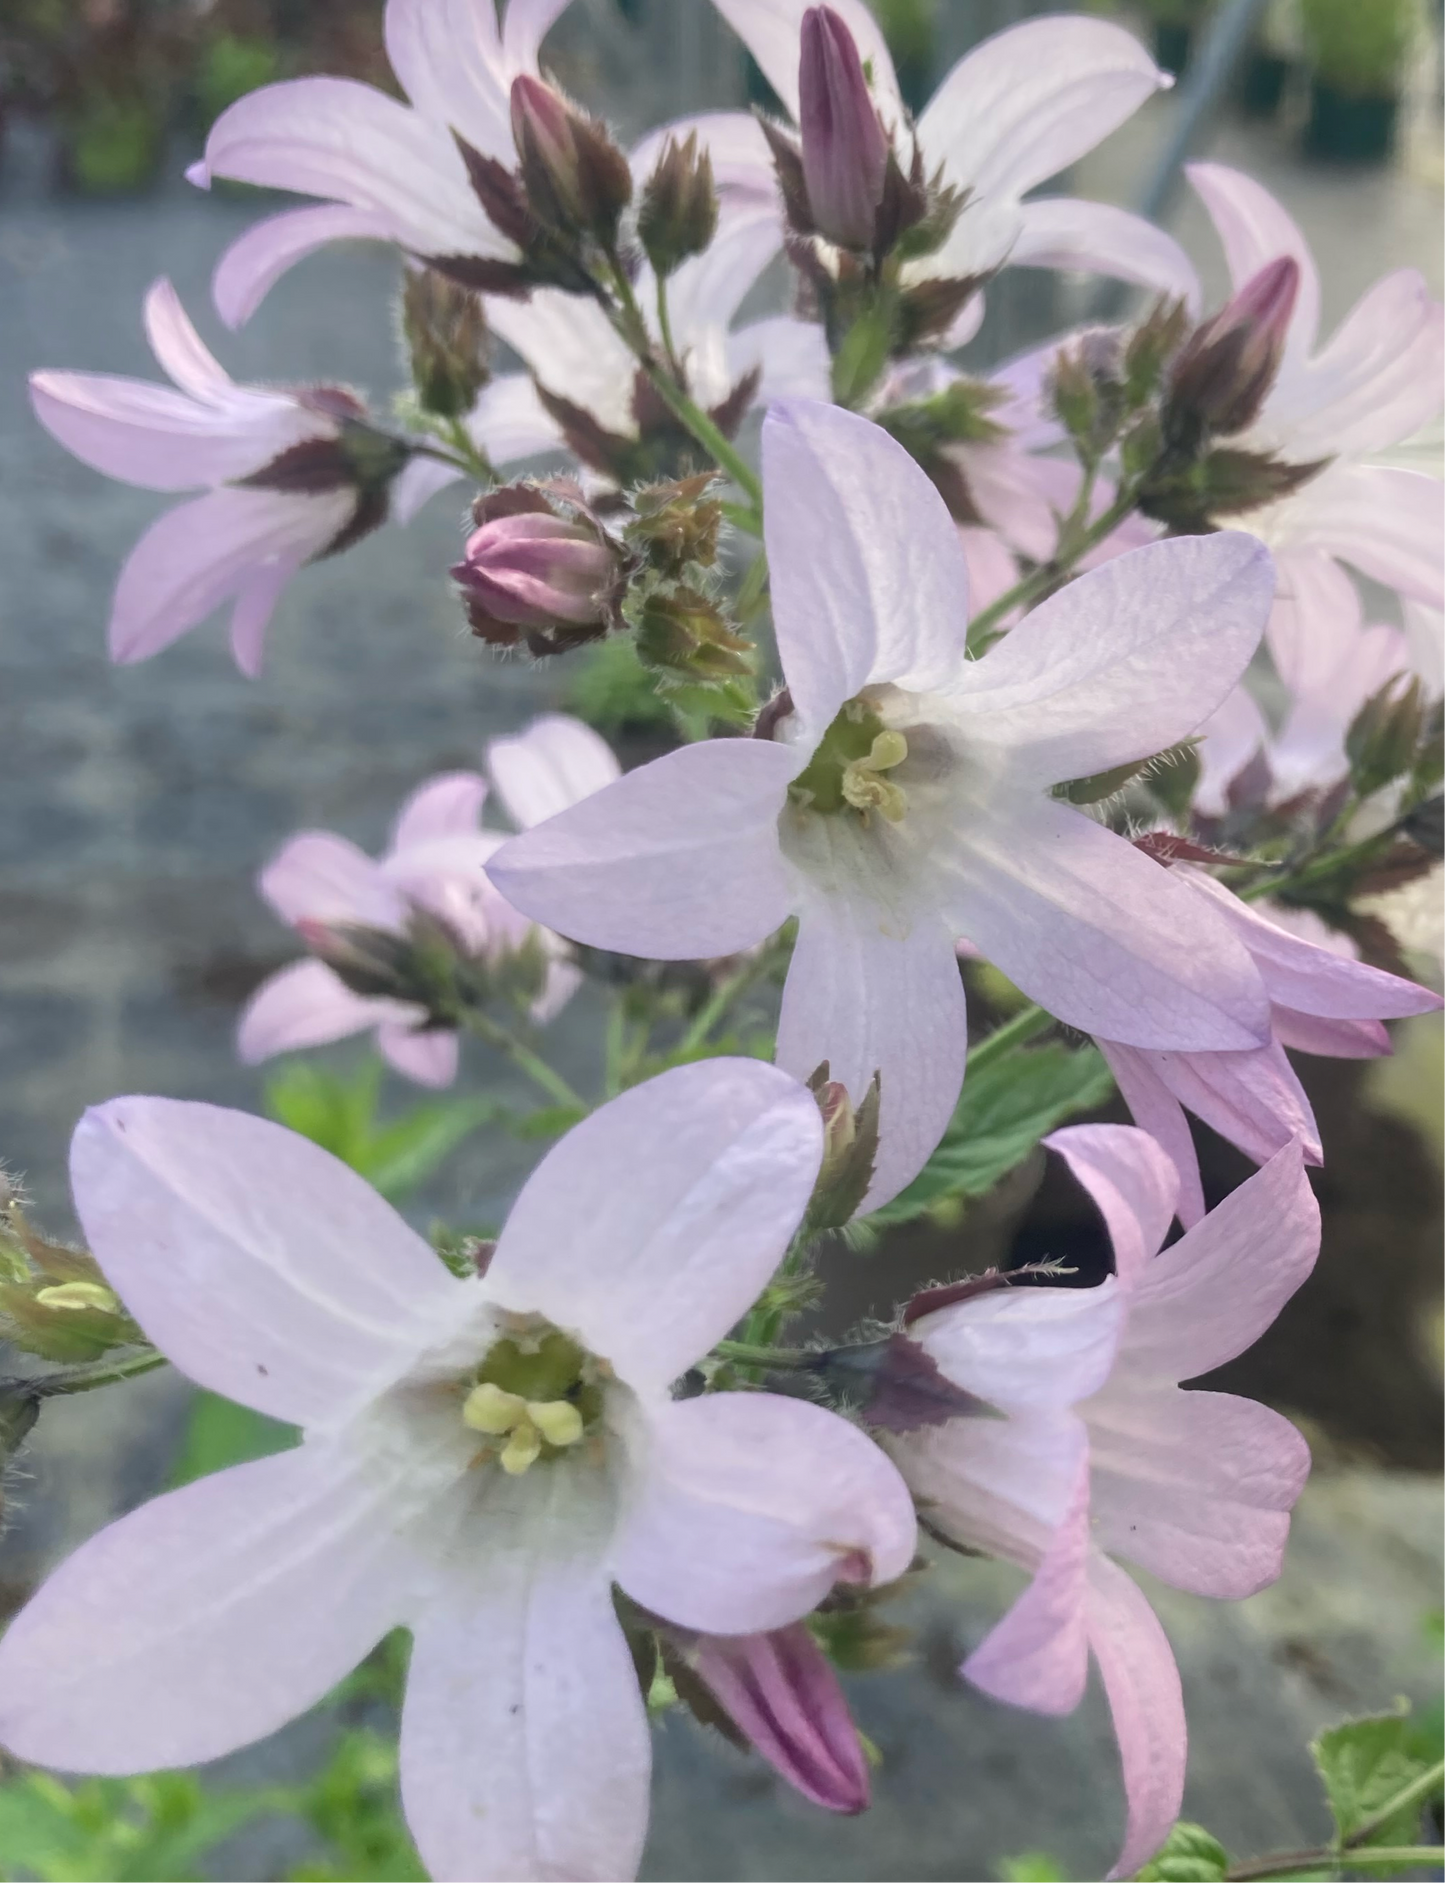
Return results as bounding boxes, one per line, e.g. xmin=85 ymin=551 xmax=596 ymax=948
xmin=633 ymin=584 xmax=753 ymax=683
xmin=297 ymin=918 xmax=416 ymax=1003
xmin=1168 ymin=256 xmax=1300 ymax=440
xmin=804 ymin=1065 xmax=880 ymax=1230
xmin=692 ymin=1624 xmax=870 ymax=1814
xmin=638 ymin=133 xmax=719 ymax=279
xmin=458 ymin=512 xmax=615 ymax=630
xmin=510 ymin=75 xmax=632 ymax=246
xmin=1347 ymin=674 xmax=1426 ymax=799
xmin=402 ymin=269 xmax=491 ymax=420
xmin=626 ymin=474 xmax=724 ymax=578
xmin=798 ymin=6 xmax=891 ymax=250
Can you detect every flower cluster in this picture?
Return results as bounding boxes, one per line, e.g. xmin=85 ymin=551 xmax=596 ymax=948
xmin=5 ymin=2 xmax=1441 ymax=1880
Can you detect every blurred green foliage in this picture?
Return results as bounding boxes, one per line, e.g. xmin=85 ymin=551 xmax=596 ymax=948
xmin=1300 ymin=0 xmax=1413 ymax=95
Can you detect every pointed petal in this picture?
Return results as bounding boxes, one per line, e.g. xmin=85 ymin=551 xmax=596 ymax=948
xmin=1011 ymin=199 xmax=1200 ymax=313
xmin=467 ymin=372 xmax=566 ymax=468
xmin=259 ymin=829 xmax=397 ymax=926
xmin=1187 ymin=162 xmax=1320 ymax=362
xmin=664 ymin=205 xmax=787 ymax=368
xmin=390 ymin=772 xmax=489 ymax=852
xmin=763 ymin=400 xmax=972 ymax=734
xmin=708 ymin=0 xmax=899 ymax=123
xmin=613 ymin=1392 xmax=916 ymax=1634
xmin=1144 ymin=1041 xmax=1320 ymax=1210
xmin=229 ymin=558 xmax=294 ymax=677
xmin=938 ymin=799 xmax=1271 ymax=1050
xmin=487 ymin=714 xmax=620 ymax=830
xmin=236 ymin=959 xmax=385 ymax=1063
xmin=919 ymin=17 xmax=1165 ymax=205
xmin=1273 ymin=464 xmax=1444 ymax=610
xmin=1088 ymin=1386 xmax=1309 ymax=1597
xmin=392 ymin=454 xmax=463 ymax=525
xmin=70 ymin=1098 xmax=472 ymax=1425
xmin=1096 ymin=1040 xmax=1207 ymax=1229
xmin=775 ymin=898 xmax=968 ymax=1211
xmin=1271 ymin=1007 xmax=1389 ymax=1058
xmin=502 ymin=0 xmax=574 ymax=69
xmin=379 ymin=1023 xmax=461 ymax=1087
xmin=1120 ymin=1142 xmax=1320 ymax=1382
xmin=1087 ymin=1553 xmax=1187 ymax=1881
xmin=141 ymin=276 xmax=232 ymax=395
xmin=385 ymin=0 xmax=512 ymax=161
xmin=0 ymin=1441 xmax=417 ymax=1773
xmin=212 ymin=203 xmax=399 ymax=327
xmin=1044 ymin=1124 xmax=1178 ymax=1280
xmin=912 ymin=1280 xmax=1126 ymax=1417
xmin=486 ymin=1060 xmax=821 ymax=1393
xmin=728 ymin=315 xmax=832 ymax=405
xmin=944 ymin=533 xmax=1274 ymax=788
xmin=1266 ymin=548 xmax=1362 ymax=697
xmin=486 ymin=739 xmax=798 ymax=960
xmin=399 ymin=1468 xmax=649 ymax=1883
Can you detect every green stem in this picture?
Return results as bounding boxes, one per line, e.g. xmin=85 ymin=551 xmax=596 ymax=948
xmin=460 ymin=1012 xmax=586 ymax=1110
xmin=965 ymin=481 xmax=1137 ymax=650
xmin=734 ymin=546 xmax=772 ymax=624
xmin=32 ymin=1350 xmax=168 ymax=1397
xmin=677 ymin=948 xmax=776 ymax=1057
xmin=714 ymin=1339 xmax=812 ymax=1370
xmin=640 ymin=360 xmax=765 ymax=512
xmin=966 ymin=1004 xmax=1053 ymax=1073
xmin=1226 ymin=1846 xmax=1443 ymax=1881
xmin=1347 ymin=1759 xmax=1445 ymax=1851
xmin=655 ymin=272 xmax=683 ymax=381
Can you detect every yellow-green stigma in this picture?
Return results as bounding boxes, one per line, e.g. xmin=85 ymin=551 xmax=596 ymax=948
xmin=789 ymin=699 xmax=909 ymax=825
xmin=461 ymin=1326 xmax=601 ymax=1476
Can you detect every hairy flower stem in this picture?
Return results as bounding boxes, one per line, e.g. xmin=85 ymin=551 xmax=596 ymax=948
xmin=713 ymin=1339 xmax=813 ymax=1370
xmin=29 ymin=1350 xmax=168 ymax=1396
xmin=459 ymin=1011 xmax=586 ymax=1110
xmin=1223 ymin=1757 xmax=1445 ymax=1880
xmin=965 ymin=1003 xmax=1054 ymax=1071
xmin=676 ymin=945 xmax=780 ymax=1057
xmin=965 ymin=481 xmax=1139 ymax=651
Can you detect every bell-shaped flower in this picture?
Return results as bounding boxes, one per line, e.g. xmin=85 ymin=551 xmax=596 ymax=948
xmin=890 ymin=1123 xmax=1320 ymax=1879
xmin=489 ymin=399 xmax=1276 ymax=1210
xmin=28 ymin=279 xmax=430 ymax=675
xmin=1097 ymin=870 xmax=1441 ymax=1223
xmin=239 ymin=714 xmax=618 ymax=1085
xmin=0 ymin=1062 xmax=916 ymax=1880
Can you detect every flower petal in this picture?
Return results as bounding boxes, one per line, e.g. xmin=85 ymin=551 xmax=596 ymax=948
xmin=379 ymin=1023 xmax=461 ymax=1088
xmin=775 ymin=895 xmax=967 ymax=1212
xmin=944 ymin=533 xmax=1274 ymax=788
xmin=613 ymin=1392 xmax=916 ymax=1634
xmin=912 ymin=1280 xmax=1126 ymax=1416
xmin=486 ymin=739 xmax=798 ymax=960
xmin=708 ymin=0 xmax=899 ymax=123
xmin=467 ymin=372 xmax=566 ymax=468
xmin=389 ymin=772 xmax=489 ymax=852
xmin=259 ymin=829 xmax=397 ymax=926
xmin=486 ymin=292 xmax=636 ymax=435
xmin=1011 ymin=198 xmax=1200 ymax=313
xmin=1044 ymin=1124 xmax=1178 ymax=1280
xmin=503 ymin=0 xmax=574 ymax=69
xmin=392 ymin=454 xmax=464 ymax=525
xmin=763 ymin=400 xmax=973 ymax=734
xmin=1119 ymin=1141 xmax=1320 ymax=1383
xmin=630 ymin=111 xmax=778 ymax=208
xmin=70 ymin=1098 xmax=473 ymax=1425
xmin=1271 ymin=1008 xmax=1389 ymax=1059
xmin=487 ymin=714 xmax=620 ymax=830
xmin=1270 ymin=464 xmax=1444 ymax=610
xmin=486 ymin=1060 xmax=821 ymax=1393
xmin=728 ymin=315 xmax=832 ymax=405
xmin=892 ymin=1409 xmax=1086 ymax=1564
xmin=0 ymin=1441 xmax=418 ymax=1773
xmin=212 ymin=204 xmax=399 ymax=328
xmin=1186 ymin=161 xmax=1320 ymax=362
xmin=142 ymin=277 xmax=233 ymax=395
xmin=1096 ymin=1040 xmax=1207 ymax=1228
xmin=1266 ymin=548 xmax=1362 ymax=697
xmin=236 ymin=958 xmax=386 ymax=1063
xmin=1192 ymin=685 xmax=1269 ymax=819
xmin=384 ymin=0 xmax=512 ymax=161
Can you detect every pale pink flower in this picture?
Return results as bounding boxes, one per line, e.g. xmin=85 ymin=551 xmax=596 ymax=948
xmin=892 ymin=1124 xmax=1320 ymax=1878
xmin=489 ymin=399 xmax=1276 ymax=1209
xmin=0 ymin=1064 xmax=915 ymax=1879
xmin=28 ymin=279 xmax=429 ymax=676
xmin=1098 ymin=869 xmax=1441 ymax=1223
xmin=239 ymin=714 xmax=618 ymax=1085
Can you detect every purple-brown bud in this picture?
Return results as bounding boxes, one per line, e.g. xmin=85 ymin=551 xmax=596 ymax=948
xmin=510 ymin=75 xmax=632 ymax=246
xmin=798 ymin=6 xmax=890 ymax=250
xmin=1169 ymin=256 xmax=1300 ymax=439
xmin=638 ymin=132 xmax=719 ymax=279
xmin=454 ymin=503 xmax=618 ymax=636
xmin=692 ymin=1624 xmax=870 ymax=1814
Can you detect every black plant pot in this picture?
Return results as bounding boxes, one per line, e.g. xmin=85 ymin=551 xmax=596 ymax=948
xmin=1304 ymin=81 xmax=1399 ymax=162
xmin=1239 ymin=50 xmax=1290 ymax=117
xmin=1153 ymin=21 xmax=1193 ymax=79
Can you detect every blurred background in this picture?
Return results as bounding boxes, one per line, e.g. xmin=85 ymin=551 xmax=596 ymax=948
xmin=0 ymin=2 xmax=1441 ymax=1877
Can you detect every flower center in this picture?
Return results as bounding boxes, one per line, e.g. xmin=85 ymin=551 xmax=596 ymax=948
xmin=460 ymin=1323 xmax=604 ymax=1476
xmin=789 ymin=699 xmax=910 ymax=826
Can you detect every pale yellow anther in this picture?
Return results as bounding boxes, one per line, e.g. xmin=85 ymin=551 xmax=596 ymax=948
xmin=35 ymin=1282 xmax=120 ymax=1314
xmin=841 ymin=730 xmax=910 ymax=824
xmin=462 ymin=1381 xmax=527 ymax=1435
xmin=500 ymin=1421 xmax=544 ymax=1476
xmin=527 ymin=1398 xmax=584 ymax=1447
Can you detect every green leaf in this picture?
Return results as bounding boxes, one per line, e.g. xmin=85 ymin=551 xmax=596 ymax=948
xmin=1311 ymin=1706 xmax=1434 ymax=1851
xmin=263 ymin=1062 xmax=497 ymax=1201
xmin=1133 ymin=1821 xmax=1230 ymax=1880
xmin=831 ymin=301 xmax=894 ymax=408
xmin=168 ymin=1389 xmax=295 ymax=1490
xmin=359 ymin=1097 xmax=501 ymax=1200
xmin=999 ymin=1856 xmax=1068 ymax=1883
xmin=867 ymin=1043 xmax=1115 ymax=1227
xmin=264 ymin=1060 xmax=383 ymax=1167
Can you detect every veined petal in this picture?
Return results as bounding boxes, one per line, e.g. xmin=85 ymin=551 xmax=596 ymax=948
xmin=1187 ymin=161 xmax=1320 ymax=363
xmin=708 ymin=0 xmax=899 ymax=124
xmin=1272 ymin=1007 xmax=1389 ymax=1059
xmin=1086 ymin=1552 xmax=1187 ymax=1882
xmin=236 ymin=959 xmax=389 ymax=1063
xmin=943 ymin=533 xmax=1274 ymax=787
xmin=938 ymin=799 xmax=1271 ymax=1051
xmin=389 ymin=772 xmax=489 ymax=852
xmin=378 ymin=1023 xmax=461 ymax=1088
xmin=775 ymin=896 xmax=968 ymax=1211
xmin=1087 ymin=1386 xmax=1309 ymax=1598
xmin=665 ymin=204 xmax=787 ymax=365
xmin=485 ymin=1060 xmax=821 ymax=1395
xmin=260 ymin=829 xmax=397 ymax=927
xmin=1097 ymin=1041 xmax=1207 ymax=1229
xmin=1266 ymin=549 xmax=1363 ymax=697
xmin=1132 ymin=1037 xmax=1321 ymax=1169
xmin=487 ymin=713 xmax=620 ymax=830
xmin=399 ymin=1465 xmax=649 ymax=1883
xmin=1011 ymin=199 xmax=1200 ymax=314
xmin=385 ymin=0 xmax=512 ymax=162
xmin=0 ymin=1440 xmax=420 ymax=1774
xmin=467 ymin=373 xmax=566 ymax=469
xmin=142 ymin=277 xmax=233 ymax=396
xmin=763 ymin=400 xmax=972 ymax=734
xmin=1270 ymin=463 xmax=1445 ymax=610
xmin=613 ymin=1392 xmax=916 ymax=1634
xmin=503 ymin=0 xmax=575 ymax=70
xmin=212 ymin=203 xmax=399 ymax=328
xmin=911 ymin=1280 xmax=1126 ymax=1416
xmin=486 ymin=739 xmax=798 ymax=961
xmin=919 ymin=17 xmax=1165 ymax=206
xmin=728 ymin=315 xmax=832 ymax=404
xmin=1044 ymin=1124 xmax=1178 ymax=1281
xmin=486 ymin=292 xmax=635 ymax=436
xmin=1119 ymin=1141 xmax=1319 ymax=1383
xmin=892 ymin=1410 xmax=1086 ymax=1565
xmin=70 ymin=1099 xmax=474 ymax=1426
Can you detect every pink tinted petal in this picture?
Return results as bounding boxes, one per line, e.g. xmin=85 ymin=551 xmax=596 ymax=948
xmin=236 ymin=958 xmax=383 ymax=1063
xmin=965 ymin=442 xmax=1068 ymax=564
xmin=1012 ymin=199 xmax=1200 ymax=313
xmin=1193 ymin=685 xmax=1269 ymax=818
xmin=912 ymin=1280 xmax=1126 ymax=1417
xmin=1267 ymin=549 xmax=1363 ymax=697
xmin=946 ymin=533 xmax=1273 ymax=787
xmin=666 ymin=204 xmax=787 ymax=363
xmin=614 ymin=1392 xmax=915 ymax=1635
xmin=70 ymin=1099 xmax=470 ymax=1426
xmin=1044 ymin=1124 xmax=1178 ymax=1281
xmin=1272 ymin=1007 xmax=1389 ymax=1058
xmin=1121 ymin=1142 xmax=1320 ymax=1383
xmin=487 ymin=713 xmax=619 ymax=830
xmin=260 ymin=829 xmax=394 ymax=926
xmin=763 ymin=400 xmax=972 ymax=734
xmin=400 ymin=1472 xmax=649 ymax=1883
xmin=379 ymin=1023 xmax=460 ymax=1088
xmin=142 ymin=278 xmax=232 ymax=395
xmin=1403 ymin=599 xmax=1444 ymax=691
xmin=486 ymin=739 xmax=798 ymax=960
xmin=775 ymin=899 xmax=968 ymax=1212
xmin=919 ymin=17 xmax=1164 ymax=205
xmin=384 ymin=0 xmax=512 ymax=160
xmin=1280 ymin=463 xmax=1444 ymax=610
xmin=389 ymin=772 xmax=489 ymax=852
xmin=708 ymin=0 xmax=898 ymax=122
xmin=487 ymin=1061 xmax=821 ymax=1395
xmin=392 ymin=454 xmax=463 ymax=525
xmin=1086 ymin=1553 xmax=1187 ymax=1881
xmin=229 ymin=557 xmax=297 ymax=677
xmin=728 ymin=315 xmax=832 ymax=405
xmin=1187 ymin=162 xmax=1320 ymax=362
xmin=486 ymin=292 xmax=635 ymax=434
xmin=957 ymin=524 xmax=1022 ymax=618
xmin=894 ymin=1411 xmax=1086 ymax=1565
xmin=502 ymin=0 xmax=573 ymax=68
xmin=0 ymin=1441 xmax=416 ymax=1773
xmin=963 ymin=1455 xmax=1092 ymax=1716
xmin=1144 ymin=1038 xmax=1320 ymax=1175
xmin=467 ymin=372 xmax=565 ymax=467
xmin=1087 ymin=1387 xmax=1309 ymax=1597
xmin=1096 ymin=1041 xmax=1207 ymax=1229
xmin=1271 ymin=623 xmax=1411 ymax=799
xmin=213 ymin=204 xmax=399 ymax=328
xmin=939 ymin=800 xmax=1271 ymax=1051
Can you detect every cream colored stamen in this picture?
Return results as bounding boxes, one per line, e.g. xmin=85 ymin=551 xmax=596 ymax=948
xmin=462 ymin=1382 xmax=587 ymax=1476
xmin=528 ymin=1398 xmax=585 ymax=1446
xmin=840 ymin=729 xmax=909 ymax=824
xmin=462 ymin=1381 xmax=527 ymax=1435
